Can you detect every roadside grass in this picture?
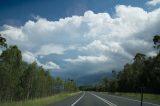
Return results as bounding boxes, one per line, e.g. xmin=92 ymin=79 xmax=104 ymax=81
xmin=108 ymin=92 xmax=160 ymax=101
xmin=0 ymin=92 xmax=81 ymax=106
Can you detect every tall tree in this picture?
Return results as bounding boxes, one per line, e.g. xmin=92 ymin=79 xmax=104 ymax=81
xmin=21 ymin=62 xmax=37 ymax=100
xmin=0 ymin=45 xmax=23 ymax=101
xmin=0 ymin=35 xmax=77 ymax=102
xmin=153 ymin=34 xmax=160 ymax=54
xmin=134 ymin=53 xmax=145 ymax=64
xmin=0 ymin=34 xmax=7 ymax=48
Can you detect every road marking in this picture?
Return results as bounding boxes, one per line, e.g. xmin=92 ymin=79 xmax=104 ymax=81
xmin=108 ymin=95 xmax=160 ymax=106
xmin=71 ymin=92 xmax=85 ymax=106
xmin=90 ymin=92 xmax=117 ymax=106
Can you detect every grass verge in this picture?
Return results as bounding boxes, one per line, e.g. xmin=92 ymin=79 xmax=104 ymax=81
xmin=109 ymin=92 xmax=160 ymax=101
xmin=0 ymin=92 xmax=81 ymax=106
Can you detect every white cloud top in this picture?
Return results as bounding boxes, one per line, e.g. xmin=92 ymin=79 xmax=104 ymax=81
xmin=65 ymin=55 xmax=108 ymax=63
xmin=22 ymin=51 xmax=36 ymax=63
xmin=36 ymin=44 xmax=66 ymax=55
xmin=146 ymin=0 xmax=160 ymax=6
xmin=1 ymin=5 xmax=160 ymax=73
xmin=22 ymin=51 xmax=60 ymax=70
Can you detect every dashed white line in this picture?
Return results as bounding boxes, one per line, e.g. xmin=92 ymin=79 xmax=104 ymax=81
xmin=71 ymin=92 xmax=85 ymax=106
xmin=90 ymin=92 xmax=117 ymax=106
xmin=108 ymin=95 xmax=160 ymax=106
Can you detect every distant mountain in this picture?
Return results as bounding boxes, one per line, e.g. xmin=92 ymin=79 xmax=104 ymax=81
xmin=51 ymin=71 xmax=113 ymax=85
xmin=75 ymin=72 xmax=113 ymax=86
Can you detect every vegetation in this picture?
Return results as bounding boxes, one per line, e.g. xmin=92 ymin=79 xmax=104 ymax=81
xmin=110 ymin=92 xmax=160 ymax=101
xmin=0 ymin=34 xmax=78 ymax=102
xmin=80 ymin=34 xmax=160 ymax=94
xmin=0 ymin=92 xmax=80 ymax=106
xmin=1 ymin=32 xmax=160 ymax=103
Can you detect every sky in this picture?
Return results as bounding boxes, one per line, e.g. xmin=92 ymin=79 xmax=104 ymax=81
xmin=0 ymin=0 xmax=160 ymax=85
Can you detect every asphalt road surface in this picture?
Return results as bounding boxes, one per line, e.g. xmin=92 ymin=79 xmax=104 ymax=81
xmin=47 ymin=92 xmax=160 ymax=106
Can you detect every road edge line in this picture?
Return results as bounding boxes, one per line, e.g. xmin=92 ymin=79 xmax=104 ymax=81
xmin=71 ymin=92 xmax=85 ymax=106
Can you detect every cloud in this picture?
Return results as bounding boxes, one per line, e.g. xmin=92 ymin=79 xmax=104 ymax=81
xmin=35 ymin=44 xmax=66 ymax=55
xmin=147 ymin=51 xmax=157 ymax=57
xmin=65 ymin=55 xmax=108 ymax=63
xmin=79 ymin=40 xmax=109 ymax=52
xmin=22 ymin=51 xmax=37 ymax=63
xmin=146 ymin=0 xmax=160 ymax=6
xmin=1 ymin=25 xmax=26 ymax=41
xmin=22 ymin=51 xmax=60 ymax=70
xmin=1 ymin=5 xmax=160 ymax=80
xmin=41 ymin=61 xmax=60 ymax=70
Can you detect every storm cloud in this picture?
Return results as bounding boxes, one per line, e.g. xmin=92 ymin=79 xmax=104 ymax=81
xmin=1 ymin=5 xmax=160 ymax=81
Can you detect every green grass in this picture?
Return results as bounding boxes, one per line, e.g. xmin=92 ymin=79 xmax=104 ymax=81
xmin=109 ymin=92 xmax=160 ymax=101
xmin=0 ymin=92 xmax=81 ymax=106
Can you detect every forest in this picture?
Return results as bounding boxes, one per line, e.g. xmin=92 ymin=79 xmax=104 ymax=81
xmin=0 ymin=34 xmax=78 ymax=102
xmin=0 ymin=34 xmax=160 ymax=103
xmin=79 ymin=35 xmax=160 ymax=94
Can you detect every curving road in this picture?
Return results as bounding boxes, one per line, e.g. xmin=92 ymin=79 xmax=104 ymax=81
xmin=47 ymin=92 xmax=160 ymax=106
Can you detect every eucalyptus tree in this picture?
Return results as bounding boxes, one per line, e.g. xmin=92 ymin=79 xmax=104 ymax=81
xmin=0 ymin=35 xmax=78 ymax=102
xmin=134 ymin=53 xmax=145 ymax=64
xmin=0 ymin=45 xmax=23 ymax=101
xmin=0 ymin=34 xmax=7 ymax=48
xmin=21 ymin=62 xmax=37 ymax=99
xmin=153 ymin=34 xmax=160 ymax=54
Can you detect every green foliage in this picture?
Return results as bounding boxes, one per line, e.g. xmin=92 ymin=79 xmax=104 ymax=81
xmin=80 ymin=34 xmax=160 ymax=94
xmin=111 ymin=35 xmax=160 ymax=93
xmin=64 ymin=79 xmax=78 ymax=92
xmin=0 ymin=92 xmax=80 ymax=106
xmin=0 ymin=35 xmax=78 ymax=102
xmin=0 ymin=45 xmax=23 ymax=101
xmin=0 ymin=34 xmax=7 ymax=48
xmin=153 ymin=34 xmax=160 ymax=53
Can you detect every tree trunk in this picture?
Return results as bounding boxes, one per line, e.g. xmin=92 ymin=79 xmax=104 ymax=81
xmin=26 ymin=90 xmax=30 ymax=100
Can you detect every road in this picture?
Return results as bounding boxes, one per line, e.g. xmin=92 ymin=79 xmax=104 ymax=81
xmin=47 ymin=92 xmax=160 ymax=106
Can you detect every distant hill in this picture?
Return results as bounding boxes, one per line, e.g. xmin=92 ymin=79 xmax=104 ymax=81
xmin=75 ymin=72 xmax=113 ymax=86
xmin=51 ymin=71 xmax=113 ymax=86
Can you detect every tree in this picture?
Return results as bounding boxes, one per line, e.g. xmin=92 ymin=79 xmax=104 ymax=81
xmin=0 ymin=35 xmax=77 ymax=102
xmin=0 ymin=34 xmax=7 ymax=48
xmin=112 ymin=70 xmax=117 ymax=79
xmin=153 ymin=34 xmax=160 ymax=54
xmin=64 ymin=79 xmax=77 ymax=92
xmin=0 ymin=45 xmax=23 ymax=101
xmin=21 ymin=62 xmax=37 ymax=100
xmin=1 ymin=45 xmax=22 ymax=67
xmin=134 ymin=53 xmax=145 ymax=64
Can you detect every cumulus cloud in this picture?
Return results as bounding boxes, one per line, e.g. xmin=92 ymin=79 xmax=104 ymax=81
xmin=147 ymin=51 xmax=157 ymax=57
xmin=22 ymin=51 xmax=37 ymax=63
xmin=35 ymin=44 xmax=66 ymax=55
xmin=40 ymin=61 xmax=60 ymax=70
xmin=1 ymin=5 xmax=160 ymax=78
xmin=2 ymin=25 xmax=26 ymax=41
xmin=79 ymin=40 xmax=109 ymax=52
xmin=146 ymin=0 xmax=160 ymax=6
xmin=65 ymin=55 xmax=108 ymax=63
xmin=22 ymin=51 xmax=60 ymax=70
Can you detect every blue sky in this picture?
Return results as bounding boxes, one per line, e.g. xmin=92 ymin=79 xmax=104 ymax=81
xmin=0 ymin=0 xmax=160 ymax=85
xmin=0 ymin=0 xmax=150 ymax=25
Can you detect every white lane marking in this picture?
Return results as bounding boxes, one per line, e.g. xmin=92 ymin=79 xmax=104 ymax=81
xmin=71 ymin=92 xmax=85 ymax=106
xmin=108 ymin=95 xmax=160 ymax=106
xmin=90 ymin=92 xmax=117 ymax=106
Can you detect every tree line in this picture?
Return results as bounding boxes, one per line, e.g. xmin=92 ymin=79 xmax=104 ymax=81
xmin=80 ymin=35 xmax=160 ymax=94
xmin=0 ymin=34 xmax=78 ymax=102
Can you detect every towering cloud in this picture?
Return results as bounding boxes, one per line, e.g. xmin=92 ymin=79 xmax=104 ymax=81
xmin=0 ymin=5 xmax=160 ymax=77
